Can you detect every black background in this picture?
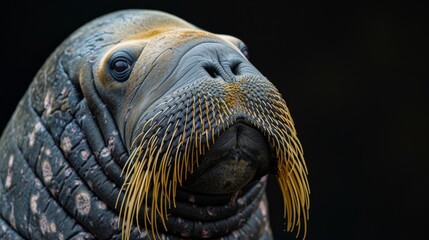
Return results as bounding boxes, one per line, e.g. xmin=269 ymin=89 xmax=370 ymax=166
xmin=1 ymin=1 xmax=428 ymax=239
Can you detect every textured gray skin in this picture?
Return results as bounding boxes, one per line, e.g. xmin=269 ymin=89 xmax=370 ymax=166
xmin=0 ymin=10 xmax=273 ymax=239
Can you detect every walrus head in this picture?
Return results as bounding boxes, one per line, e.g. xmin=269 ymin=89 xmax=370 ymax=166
xmin=65 ymin=10 xmax=309 ymax=239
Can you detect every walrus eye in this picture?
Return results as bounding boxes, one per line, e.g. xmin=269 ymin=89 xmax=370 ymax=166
xmin=109 ymin=51 xmax=134 ymax=82
xmin=239 ymin=43 xmax=250 ymax=59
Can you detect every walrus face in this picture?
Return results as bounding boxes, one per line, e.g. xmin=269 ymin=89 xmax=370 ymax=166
xmin=76 ymin=11 xmax=309 ymax=239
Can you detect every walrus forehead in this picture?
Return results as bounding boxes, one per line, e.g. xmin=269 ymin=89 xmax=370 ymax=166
xmin=129 ymin=28 xmax=243 ymax=57
xmin=98 ymin=27 xmax=238 ymax=63
xmin=127 ymin=27 xmax=214 ymax=41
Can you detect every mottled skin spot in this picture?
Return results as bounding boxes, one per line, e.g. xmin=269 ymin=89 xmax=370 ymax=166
xmin=39 ymin=214 xmax=48 ymax=235
xmin=50 ymin=222 xmax=57 ymax=233
xmin=42 ymin=160 xmax=53 ymax=184
xmin=5 ymin=155 xmax=14 ymax=189
xmin=44 ymin=147 xmax=52 ymax=156
xmin=28 ymin=131 xmax=36 ymax=147
xmin=110 ymin=216 xmax=119 ymax=230
xmin=61 ymin=86 xmax=68 ymax=96
xmin=97 ymin=201 xmax=107 ymax=210
xmin=9 ymin=204 xmax=15 ymax=229
xmin=29 ymin=122 xmax=42 ymax=147
xmin=80 ymin=150 xmax=89 ymax=160
xmin=259 ymin=199 xmax=268 ymax=217
xmin=33 ymin=178 xmax=42 ymax=188
xmin=75 ymin=191 xmax=91 ymax=215
xmin=30 ymin=194 xmax=39 ymax=213
xmin=100 ymin=147 xmax=110 ymax=158
xmin=34 ymin=122 xmax=42 ymax=132
xmin=64 ymin=168 xmax=73 ymax=177
xmin=44 ymin=92 xmax=52 ymax=115
xmin=61 ymin=136 xmax=72 ymax=153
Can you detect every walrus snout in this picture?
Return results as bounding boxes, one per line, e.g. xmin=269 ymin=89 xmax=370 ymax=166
xmin=182 ymin=123 xmax=271 ymax=194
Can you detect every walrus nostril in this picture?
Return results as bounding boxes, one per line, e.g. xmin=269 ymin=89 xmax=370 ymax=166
xmin=203 ymin=64 xmax=220 ymax=78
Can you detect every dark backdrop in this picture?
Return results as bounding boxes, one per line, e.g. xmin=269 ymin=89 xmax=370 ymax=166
xmin=1 ymin=1 xmax=428 ymax=239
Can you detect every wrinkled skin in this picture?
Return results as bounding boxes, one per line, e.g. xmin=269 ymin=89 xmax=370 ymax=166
xmin=0 ymin=10 xmax=306 ymax=239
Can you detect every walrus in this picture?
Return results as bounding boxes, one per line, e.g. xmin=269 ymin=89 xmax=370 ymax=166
xmin=0 ymin=10 xmax=309 ymax=239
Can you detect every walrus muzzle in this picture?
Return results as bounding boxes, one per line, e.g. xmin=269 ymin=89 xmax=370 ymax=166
xmin=119 ymin=42 xmax=309 ymax=238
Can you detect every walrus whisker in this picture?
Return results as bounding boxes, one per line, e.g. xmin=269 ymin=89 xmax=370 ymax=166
xmin=203 ymin=96 xmax=212 ymax=133
xmin=120 ymin=132 xmax=160 ymax=239
xmin=161 ymin=122 xmax=179 ymax=204
xmin=208 ymin=98 xmax=218 ymax=136
xmin=276 ymin=128 xmax=309 ymax=239
xmin=289 ymin=165 xmax=301 ymax=231
xmin=118 ymin=100 xmax=202 ymax=239
xmin=182 ymin=135 xmax=191 ymax=181
xmin=172 ymin=149 xmax=180 ymax=202
xmin=198 ymin=97 xmax=205 ymax=137
xmin=213 ymin=97 xmax=226 ymax=129
xmin=134 ymin=159 xmax=149 ymax=232
xmin=129 ymin=111 xmax=163 ymax=150
xmin=129 ymin=154 xmax=151 ymax=236
xmin=149 ymin=123 xmax=171 ymax=228
xmin=151 ymin=184 xmax=160 ymax=239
